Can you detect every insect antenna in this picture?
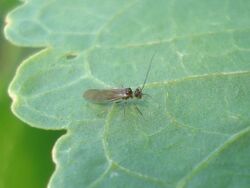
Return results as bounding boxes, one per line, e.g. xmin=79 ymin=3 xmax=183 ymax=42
xmin=141 ymin=51 xmax=157 ymax=91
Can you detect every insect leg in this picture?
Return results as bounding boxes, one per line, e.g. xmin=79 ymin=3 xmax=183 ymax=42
xmin=134 ymin=105 xmax=144 ymax=117
xmin=123 ymin=101 xmax=128 ymax=118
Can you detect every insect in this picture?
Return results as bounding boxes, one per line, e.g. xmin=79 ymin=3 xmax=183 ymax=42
xmin=83 ymin=52 xmax=156 ymax=105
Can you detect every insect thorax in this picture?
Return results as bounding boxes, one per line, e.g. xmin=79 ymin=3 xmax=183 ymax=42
xmin=123 ymin=88 xmax=133 ymax=99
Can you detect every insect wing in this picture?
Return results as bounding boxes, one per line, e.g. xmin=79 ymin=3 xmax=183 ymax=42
xmin=84 ymin=89 xmax=126 ymax=103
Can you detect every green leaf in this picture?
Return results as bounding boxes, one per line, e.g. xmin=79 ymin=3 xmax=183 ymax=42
xmin=5 ymin=0 xmax=250 ymax=187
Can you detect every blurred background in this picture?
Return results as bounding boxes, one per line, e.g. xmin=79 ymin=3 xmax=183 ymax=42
xmin=0 ymin=1 xmax=64 ymax=188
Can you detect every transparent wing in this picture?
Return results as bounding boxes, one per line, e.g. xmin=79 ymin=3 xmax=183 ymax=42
xmin=83 ymin=89 xmax=126 ymax=103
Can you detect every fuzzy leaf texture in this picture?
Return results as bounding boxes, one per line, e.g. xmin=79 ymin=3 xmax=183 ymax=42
xmin=5 ymin=0 xmax=250 ymax=187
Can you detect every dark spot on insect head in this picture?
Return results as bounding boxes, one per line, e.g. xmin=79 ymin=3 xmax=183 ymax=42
xmin=134 ymin=87 xmax=142 ymax=99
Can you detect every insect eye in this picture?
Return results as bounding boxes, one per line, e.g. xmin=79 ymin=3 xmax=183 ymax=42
xmin=135 ymin=88 xmax=141 ymax=93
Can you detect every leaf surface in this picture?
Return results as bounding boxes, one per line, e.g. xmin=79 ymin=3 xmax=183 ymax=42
xmin=5 ymin=0 xmax=250 ymax=187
